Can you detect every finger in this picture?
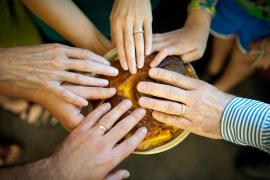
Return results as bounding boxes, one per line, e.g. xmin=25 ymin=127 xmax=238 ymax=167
xmin=144 ymin=20 xmax=152 ymax=56
xmin=105 ymin=108 xmax=146 ymax=144
xmin=150 ymin=48 xmax=169 ymax=67
xmin=112 ymin=21 xmax=128 ymax=70
xmin=77 ymin=103 xmax=112 ymax=132
xmin=60 ymin=71 xmax=108 ymax=87
xmin=91 ymin=99 xmax=132 ymax=135
xmin=137 ymin=81 xmax=189 ymax=103
xmin=134 ymin=26 xmax=144 ymax=69
xmin=148 ymin=68 xmax=202 ymax=90
xmin=48 ymin=83 xmax=88 ymax=106
xmin=64 ymin=85 xmax=116 ymax=100
xmin=139 ymin=97 xmax=189 ymax=116
xmin=66 ymin=59 xmax=118 ymax=76
xmin=113 ymin=127 xmax=147 ymax=162
xmin=105 ymin=170 xmax=130 ymax=180
xmin=64 ymin=46 xmax=110 ymax=65
xmin=152 ymin=111 xmax=192 ymax=128
xmin=181 ymin=49 xmax=203 ymax=63
xmin=124 ymin=22 xmax=137 ymax=74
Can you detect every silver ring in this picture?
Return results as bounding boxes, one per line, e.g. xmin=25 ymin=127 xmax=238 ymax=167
xmin=95 ymin=122 xmax=107 ymax=134
xmin=180 ymin=104 xmax=186 ymax=117
xmin=133 ymin=28 xmax=144 ymax=34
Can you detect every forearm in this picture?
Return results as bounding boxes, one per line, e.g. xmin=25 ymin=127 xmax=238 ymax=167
xmin=221 ymin=97 xmax=270 ymax=153
xmin=0 ymin=158 xmax=53 ymax=180
xmin=0 ymin=82 xmax=41 ymax=103
xmin=21 ymin=0 xmax=111 ymax=55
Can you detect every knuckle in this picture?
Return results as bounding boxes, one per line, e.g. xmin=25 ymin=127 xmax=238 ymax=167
xmin=167 ymin=86 xmax=176 ymax=99
xmin=118 ymin=122 xmax=130 ymax=131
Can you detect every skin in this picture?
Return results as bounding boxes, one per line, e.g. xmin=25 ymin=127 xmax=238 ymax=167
xmin=0 ymin=100 xmax=148 ymax=180
xmin=110 ymin=0 xmax=152 ymax=73
xmin=0 ymin=82 xmax=116 ymax=130
xmin=21 ymin=0 xmax=112 ymax=55
xmin=248 ymin=37 xmax=270 ymax=70
xmin=137 ymin=68 xmax=234 ymax=139
xmin=151 ymin=9 xmax=211 ymax=67
xmin=0 ymin=44 xmax=118 ymax=107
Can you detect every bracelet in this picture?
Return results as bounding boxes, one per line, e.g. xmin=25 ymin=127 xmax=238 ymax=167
xmin=188 ymin=0 xmax=217 ymax=16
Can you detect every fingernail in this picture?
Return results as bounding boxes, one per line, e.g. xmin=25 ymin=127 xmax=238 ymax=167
xmin=139 ymin=127 xmax=147 ymax=134
xmin=130 ymin=67 xmax=137 ymax=74
xmin=123 ymin=99 xmax=132 ymax=106
xmin=123 ymin=64 xmax=128 ymax=71
xmin=136 ymin=108 xmax=146 ymax=115
xmin=112 ymin=68 xmax=119 ymax=76
xmin=136 ymin=82 xmax=144 ymax=91
xmin=81 ymin=99 xmax=88 ymax=106
xmin=101 ymin=79 xmax=109 ymax=86
xmin=104 ymin=102 xmax=111 ymax=109
xmin=124 ymin=171 xmax=130 ymax=179
xmin=109 ymin=88 xmax=116 ymax=94
xmin=149 ymin=68 xmax=158 ymax=76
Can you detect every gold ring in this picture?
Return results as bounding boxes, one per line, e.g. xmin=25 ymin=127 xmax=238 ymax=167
xmin=95 ymin=122 xmax=107 ymax=133
xmin=180 ymin=104 xmax=186 ymax=117
xmin=133 ymin=28 xmax=144 ymax=34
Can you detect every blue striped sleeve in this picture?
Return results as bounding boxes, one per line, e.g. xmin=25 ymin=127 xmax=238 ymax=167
xmin=221 ymin=97 xmax=270 ymax=154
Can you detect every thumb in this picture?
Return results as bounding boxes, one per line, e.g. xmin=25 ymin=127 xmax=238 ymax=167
xmin=181 ymin=49 xmax=203 ymax=63
xmin=105 ymin=169 xmax=130 ymax=180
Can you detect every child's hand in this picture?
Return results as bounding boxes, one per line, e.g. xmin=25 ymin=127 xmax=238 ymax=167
xmin=248 ymin=38 xmax=270 ymax=70
xmin=150 ymin=9 xmax=211 ymax=67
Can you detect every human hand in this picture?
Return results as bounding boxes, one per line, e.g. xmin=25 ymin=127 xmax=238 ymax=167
xmin=248 ymin=37 xmax=270 ymax=70
xmin=47 ymin=100 xmax=147 ymax=180
xmin=39 ymin=84 xmax=116 ymax=131
xmin=151 ymin=9 xmax=211 ymax=67
xmin=110 ymin=0 xmax=152 ymax=73
xmin=0 ymin=44 xmax=118 ymax=107
xmin=137 ymin=68 xmax=234 ymax=139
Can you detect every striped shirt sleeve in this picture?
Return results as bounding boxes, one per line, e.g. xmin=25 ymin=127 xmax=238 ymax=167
xmin=221 ymin=97 xmax=270 ymax=154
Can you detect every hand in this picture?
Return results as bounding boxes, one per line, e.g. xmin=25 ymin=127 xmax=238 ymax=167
xmin=151 ymin=9 xmax=211 ymax=67
xmin=48 ymin=100 xmax=147 ymax=180
xmin=39 ymin=84 xmax=116 ymax=131
xmin=137 ymin=68 xmax=234 ymax=139
xmin=0 ymin=44 xmax=118 ymax=107
xmin=248 ymin=37 xmax=270 ymax=70
xmin=110 ymin=0 xmax=153 ymax=73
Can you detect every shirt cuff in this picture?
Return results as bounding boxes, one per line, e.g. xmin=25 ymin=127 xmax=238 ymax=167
xmin=221 ymin=97 xmax=270 ymax=153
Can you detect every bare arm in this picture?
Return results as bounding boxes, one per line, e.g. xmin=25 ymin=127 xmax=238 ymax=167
xmin=21 ymin=0 xmax=112 ymax=55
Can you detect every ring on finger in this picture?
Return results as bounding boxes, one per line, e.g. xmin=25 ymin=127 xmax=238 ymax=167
xmin=179 ymin=104 xmax=186 ymax=117
xmin=95 ymin=122 xmax=107 ymax=134
xmin=134 ymin=28 xmax=144 ymax=35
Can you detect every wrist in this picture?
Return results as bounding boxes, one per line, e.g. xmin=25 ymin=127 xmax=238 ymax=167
xmin=185 ymin=9 xmax=211 ymax=30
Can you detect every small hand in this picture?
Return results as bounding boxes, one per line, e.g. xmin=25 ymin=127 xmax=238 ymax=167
xmin=137 ymin=68 xmax=234 ymax=139
xmin=151 ymin=9 xmax=211 ymax=67
xmin=40 ymin=84 xmax=116 ymax=131
xmin=110 ymin=0 xmax=152 ymax=73
xmin=248 ymin=37 xmax=270 ymax=70
xmin=0 ymin=44 xmax=118 ymax=107
xmin=48 ymin=100 xmax=147 ymax=180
